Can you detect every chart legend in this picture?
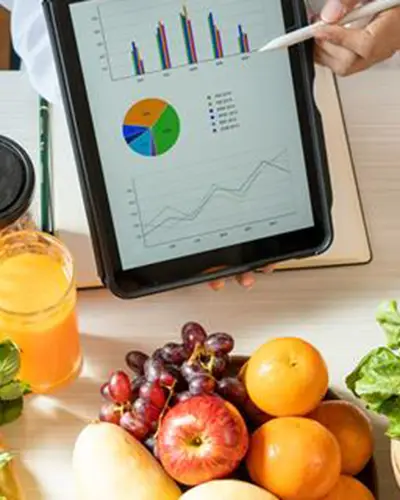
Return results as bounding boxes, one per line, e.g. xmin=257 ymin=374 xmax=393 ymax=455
xmin=122 ymin=99 xmax=180 ymax=157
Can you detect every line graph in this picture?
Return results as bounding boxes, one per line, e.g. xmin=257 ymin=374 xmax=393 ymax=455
xmin=127 ymin=150 xmax=297 ymax=248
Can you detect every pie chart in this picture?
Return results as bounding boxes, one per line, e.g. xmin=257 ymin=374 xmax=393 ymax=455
xmin=122 ymin=98 xmax=180 ymax=157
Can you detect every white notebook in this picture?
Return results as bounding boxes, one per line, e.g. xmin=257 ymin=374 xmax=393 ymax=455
xmin=0 ymin=66 xmax=371 ymax=288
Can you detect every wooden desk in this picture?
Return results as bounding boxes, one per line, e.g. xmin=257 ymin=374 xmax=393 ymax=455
xmin=6 ymin=65 xmax=400 ymax=499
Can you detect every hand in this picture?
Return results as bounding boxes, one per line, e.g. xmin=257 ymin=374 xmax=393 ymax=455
xmin=206 ymin=266 xmax=274 ymax=291
xmin=315 ymin=0 xmax=400 ymax=76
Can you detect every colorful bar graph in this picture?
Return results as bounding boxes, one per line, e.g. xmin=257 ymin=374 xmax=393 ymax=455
xmin=180 ymin=6 xmax=198 ymax=64
xmin=208 ymin=12 xmax=224 ymax=59
xmin=238 ymin=24 xmax=250 ymax=54
xmin=157 ymin=22 xmax=172 ymax=70
xmin=131 ymin=42 xmax=145 ymax=76
xmin=130 ymin=10 xmax=253 ymax=76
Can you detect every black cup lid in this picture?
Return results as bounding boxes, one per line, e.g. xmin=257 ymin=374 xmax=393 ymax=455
xmin=0 ymin=135 xmax=35 ymax=230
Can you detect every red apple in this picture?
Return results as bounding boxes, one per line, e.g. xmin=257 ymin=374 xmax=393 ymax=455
xmin=157 ymin=394 xmax=249 ymax=486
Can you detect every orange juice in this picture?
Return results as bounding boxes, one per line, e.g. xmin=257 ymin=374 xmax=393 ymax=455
xmin=0 ymin=231 xmax=81 ymax=393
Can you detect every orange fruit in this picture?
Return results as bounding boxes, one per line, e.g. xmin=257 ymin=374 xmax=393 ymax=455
xmin=308 ymin=401 xmax=374 ymax=476
xmin=245 ymin=337 xmax=329 ymax=416
xmin=246 ymin=417 xmax=341 ymax=500
xmin=318 ymin=475 xmax=375 ymax=499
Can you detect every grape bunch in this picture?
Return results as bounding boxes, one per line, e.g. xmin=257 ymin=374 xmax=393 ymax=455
xmin=98 ymin=322 xmax=253 ymax=454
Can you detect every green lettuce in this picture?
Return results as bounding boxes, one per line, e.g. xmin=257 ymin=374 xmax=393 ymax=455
xmin=345 ymin=301 xmax=400 ymax=438
xmin=376 ymin=300 xmax=400 ymax=349
xmin=346 ymin=347 xmax=400 ymax=437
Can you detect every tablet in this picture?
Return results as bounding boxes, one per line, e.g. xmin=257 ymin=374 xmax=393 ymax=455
xmin=43 ymin=0 xmax=333 ymax=298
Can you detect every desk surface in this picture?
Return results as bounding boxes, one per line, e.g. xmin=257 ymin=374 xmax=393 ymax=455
xmin=7 ymin=66 xmax=400 ymax=499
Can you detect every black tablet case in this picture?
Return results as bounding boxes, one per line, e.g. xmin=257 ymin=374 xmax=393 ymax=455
xmin=43 ymin=0 xmax=333 ymax=297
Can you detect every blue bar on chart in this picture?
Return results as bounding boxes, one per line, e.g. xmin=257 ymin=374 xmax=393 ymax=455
xmin=156 ymin=22 xmax=172 ymax=70
xmin=180 ymin=6 xmax=198 ymax=64
xmin=238 ymin=24 xmax=250 ymax=53
xmin=208 ymin=12 xmax=224 ymax=59
xmin=131 ymin=42 xmax=145 ymax=75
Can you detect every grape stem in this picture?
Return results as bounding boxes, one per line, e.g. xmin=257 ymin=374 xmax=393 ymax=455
xmin=154 ymin=381 xmax=177 ymax=438
xmin=187 ymin=343 xmax=203 ymax=364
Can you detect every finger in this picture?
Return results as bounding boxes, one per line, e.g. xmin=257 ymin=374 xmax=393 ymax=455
xmin=236 ymin=272 xmax=256 ymax=289
xmin=321 ymin=0 xmax=360 ymax=23
xmin=314 ymin=42 xmax=367 ymax=75
xmin=314 ymin=37 xmax=360 ymax=75
xmin=254 ymin=265 xmax=275 ymax=274
xmin=314 ymin=25 xmax=374 ymax=59
xmin=208 ymin=279 xmax=226 ymax=291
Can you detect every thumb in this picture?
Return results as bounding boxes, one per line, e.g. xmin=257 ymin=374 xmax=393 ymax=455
xmin=321 ymin=0 xmax=360 ymax=23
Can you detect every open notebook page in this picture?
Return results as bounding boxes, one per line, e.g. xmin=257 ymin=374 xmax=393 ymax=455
xmin=51 ymin=102 xmax=99 ymax=288
xmin=277 ymin=66 xmax=371 ymax=270
xmin=0 ymin=70 xmax=41 ymax=227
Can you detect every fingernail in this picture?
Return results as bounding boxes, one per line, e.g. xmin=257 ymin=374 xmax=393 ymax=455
xmin=321 ymin=0 xmax=346 ymax=23
xmin=238 ymin=274 xmax=255 ymax=289
xmin=209 ymin=280 xmax=225 ymax=291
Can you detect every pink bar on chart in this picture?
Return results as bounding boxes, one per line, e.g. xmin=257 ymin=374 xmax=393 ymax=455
xmin=187 ymin=20 xmax=198 ymax=63
xmin=159 ymin=22 xmax=172 ymax=69
xmin=216 ymin=29 xmax=224 ymax=58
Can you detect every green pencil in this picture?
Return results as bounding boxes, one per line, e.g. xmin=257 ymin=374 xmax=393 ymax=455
xmin=39 ymin=97 xmax=54 ymax=234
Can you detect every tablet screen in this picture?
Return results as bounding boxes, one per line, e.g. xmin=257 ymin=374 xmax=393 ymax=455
xmin=70 ymin=0 xmax=314 ymax=271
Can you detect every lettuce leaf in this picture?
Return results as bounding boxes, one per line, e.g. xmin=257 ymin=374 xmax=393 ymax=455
xmin=376 ymin=300 xmax=400 ymax=350
xmin=345 ymin=347 xmax=400 ymax=437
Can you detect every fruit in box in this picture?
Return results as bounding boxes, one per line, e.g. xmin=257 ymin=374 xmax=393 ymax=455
xmin=246 ymin=417 xmax=341 ymax=500
xmin=72 ymin=422 xmax=181 ymax=500
xmin=179 ymin=479 xmax=279 ymax=499
xmin=157 ymin=395 xmax=249 ymax=486
xmin=319 ymin=475 xmax=375 ymax=499
xmin=245 ymin=337 xmax=329 ymax=416
xmin=308 ymin=400 xmax=374 ymax=476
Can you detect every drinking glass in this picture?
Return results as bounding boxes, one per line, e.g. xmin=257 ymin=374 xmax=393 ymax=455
xmin=0 ymin=231 xmax=82 ymax=393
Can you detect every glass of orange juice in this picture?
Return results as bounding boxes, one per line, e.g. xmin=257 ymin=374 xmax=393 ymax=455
xmin=0 ymin=230 xmax=82 ymax=393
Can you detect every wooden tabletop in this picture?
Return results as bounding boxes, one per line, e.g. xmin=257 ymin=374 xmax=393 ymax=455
xmin=6 ymin=64 xmax=400 ymax=499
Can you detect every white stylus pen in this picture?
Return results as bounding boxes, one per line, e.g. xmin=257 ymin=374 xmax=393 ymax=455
xmin=259 ymin=0 xmax=400 ymax=52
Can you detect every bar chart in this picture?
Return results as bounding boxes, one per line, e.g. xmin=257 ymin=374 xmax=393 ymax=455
xmin=96 ymin=0 xmax=269 ymax=80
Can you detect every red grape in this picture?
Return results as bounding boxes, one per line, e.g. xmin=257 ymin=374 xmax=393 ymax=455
xmin=181 ymin=360 xmax=207 ymax=381
xmin=120 ymin=411 xmax=149 ymax=441
xmin=144 ymin=358 xmax=164 ymax=382
xmin=216 ymin=377 xmax=247 ymax=405
xmin=125 ymin=351 xmax=148 ymax=373
xmin=133 ymin=398 xmax=161 ymax=426
xmin=242 ymin=397 xmax=270 ymax=427
xmin=139 ymin=382 xmax=167 ymax=409
xmin=160 ymin=370 xmax=177 ymax=388
xmin=152 ymin=348 xmax=164 ymax=361
xmin=131 ymin=375 xmax=145 ymax=394
xmin=144 ymin=435 xmax=159 ymax=458
xmin=160 ymin=342 xmax=187 ymax=365
xmin=189 ymin=374 xmax=216 ymax=395
xmin=108 ymin=371 xmax=133 ymax=403
xmin=174 ymin=391 xmax=192 ymax=403
xmin=205 ymin=333 xmax=234 ymax=355
xmin=99 ymin=403 xmax=121 ymax=425
xmin=210 ymin=354 xmax=229 ymax=377
xmin=100 ymin=383 xmax=112 ymax=401
xmin=181 ymin=322 xmax=207 ymax=352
